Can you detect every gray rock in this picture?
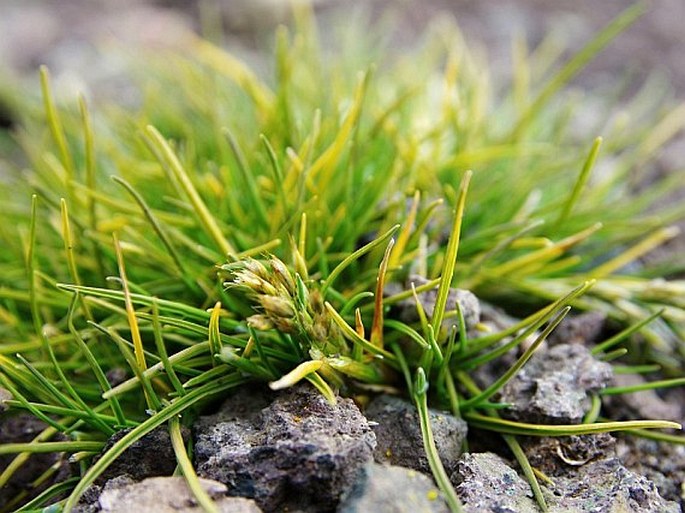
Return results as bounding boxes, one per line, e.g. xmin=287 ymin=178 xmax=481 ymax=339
xmin=339 ymin=463 xmax=449 ymax=513
xmin=92 ymin=426 xmax=181 ymax=484
xmin=548 ymin=311 xmax=607 ymax=346
xmin=193 ymin=384 xmax=375 ymax=512
xmin=0 ymin=386 xmax=12 ymax=413
xmin=451 ymin=452 xmax=539 ymax=513
xmin=520 ymin=434 xmax=616 ymax=476
xmin=453 ymin=446 xmax=681 ymax=513
xmin=617 ymin=435 xmax=685 ymax=508
xmin=498 ymin=343 xmax=613 ymax=424
xmin=94 ymin=476 xmax=262 ymax=513
xmin=603 ymin=374 xmax=683 ymax=423
xmin=392 ymin=275 xmax=481 ymax=332
xmin=364 ymin=394 xmax=467 ymax=475
xmin=73 ymin=476 xmax=136 ymax=513
xmin=543 ymin=456 xmax=680 ymax=513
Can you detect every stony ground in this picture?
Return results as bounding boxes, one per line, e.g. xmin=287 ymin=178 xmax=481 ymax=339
xmin=3 ymin=285 xmax=684 ymax=512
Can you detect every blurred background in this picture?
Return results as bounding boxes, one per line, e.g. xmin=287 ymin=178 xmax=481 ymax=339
xmin=1 ymin=0 xmax=683 ymax=188
xmin=0 ymin=0 xmax=685 ymax=150
xmin=1 ymin=0 xmax=684 ymax=92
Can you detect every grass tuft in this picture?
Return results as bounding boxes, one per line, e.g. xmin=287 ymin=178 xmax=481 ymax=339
xmin=0 ymin=4 xmax=684 ymax=512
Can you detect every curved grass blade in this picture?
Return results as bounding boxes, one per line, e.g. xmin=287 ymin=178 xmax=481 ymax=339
xmin=464 ymin=412 xmax=681 ymax=436
xmin=322 ymin=224 xmax=399 ymax=295
xmin=169 ymin=416 xmax=219 ymax=513
xmin=269 ymin=360 xmax=323 ymax=390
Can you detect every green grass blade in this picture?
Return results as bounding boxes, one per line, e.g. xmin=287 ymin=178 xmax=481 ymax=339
xmin=599 ymin=377 xmax=685 ymax=396
xmin=460 ymin=306 xmax=570 ymax=409
xmin=0 ymin=441 xmax=104 ymax=455
xmin=169 ymin=416 xmax=219 ymax=513
xmin=503 ymin=434 xmax=548 ymax=512
xmin=464 ymin=412 xmax=681 ymax=436
xmin=14 ymin=476 xmax=80 ymax=512
xmin=39 ymin=66 xmax=75 ymax=190
xmin=112 ymin=176 xmax=191 ymax=282
xmin=322 ymin=224 xmax=399 ymax=295
xmin=143 ymin=125 xmax=235 ymax=257
xmin=325 ymin=302 xmax=397 ymax=361
xmin=413 ymin=369 xmax=463 ymax=513
xmin=151 ymin=300 xmax=186 ymax=396
xmin=432 ymin=171 xmax=471 ymax=335
xmin=554 ymin=136 xmax=602 ymax=229
xmin=224 ymin=127 xmax=269 ymax=230
xmin=591 ymin=308 xmax=664 ymax=355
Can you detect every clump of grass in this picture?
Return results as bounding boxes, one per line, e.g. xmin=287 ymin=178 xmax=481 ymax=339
xmin=0 ymin=3 xmax=684 ymax=512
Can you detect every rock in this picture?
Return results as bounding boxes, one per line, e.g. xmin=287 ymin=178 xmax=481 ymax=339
xmin=602 ymin=374 xmax=683 ymax=423
xmin=451 ymin=449 xmax=681 ymax=513
xmin=339 ymin=463 xmax=449 ymax=513
xmin=547 ymin=311 xmax=607 ymax=346
xmin=0 ymin=413 xmax=74 ymax=509
xmin=193 ymin=384 xmax=375 ymax=512
xmin=92 ymin=426 xmax=181 ymax=484
xmin=74 ymin=476 xmax=136 ymax=513
xmin=523 ymin=434 xmax=681 ymax=512
xmin=616 ymin=435 xmax=685 ymax=508
xmin=543 ymin=455 xmax=680 ymax=513
xmin=364 ymin=394 xmax=467 ymax=475
xmin=105 ymin=368 xmax=127 ymax=388
xmin=520 ymin=434 xmax=616 ymax=476
xmin=498 ymin=343 xmax=613 ymax=424
xmin=392 ymin=275 xmax=481 ymax=332
xmin=0 ymin=386 xmax=12 ymax=413
xmin=451 ymin=452 xmax=538 ymax=513
xmin=92 ymin=476 xmax=262 ymax=513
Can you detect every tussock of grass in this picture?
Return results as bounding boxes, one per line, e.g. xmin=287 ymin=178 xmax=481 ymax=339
xmin=0 ymin=4 xmax=684 ymax=512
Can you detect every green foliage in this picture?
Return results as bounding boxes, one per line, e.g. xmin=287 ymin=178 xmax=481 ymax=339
xmin=0 ymin=4 xmax=684 ymax=512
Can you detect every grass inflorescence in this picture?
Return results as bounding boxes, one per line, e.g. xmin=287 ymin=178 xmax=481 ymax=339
xmin=0 ymin=4 xmax=684 ymax=512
